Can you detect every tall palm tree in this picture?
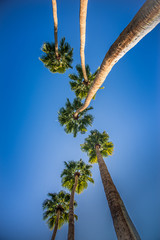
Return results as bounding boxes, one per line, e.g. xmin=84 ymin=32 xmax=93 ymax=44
xmin=69 ymin=64 xmax=103 ymax=100
xmin=61 ymin=160 xmax=94 ymax=240
xmin=81 ymin=130 xmax=141 ymax=240
xmin=80 ymin=0 xmax=89 ymax=82
xmin=43 ymin=190 xmax=78 ymax=240
xmin=75 ymin=0 xmax=160 ymax=115
xmin=40 ymin=0 xmax=73 ymax=73
xmin=58 ymin=98 xmax=93 ymax=137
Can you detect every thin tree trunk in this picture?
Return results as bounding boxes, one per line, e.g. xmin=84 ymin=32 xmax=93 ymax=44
xmin=68 ymin=175 xmax=79 ymax=240
xmin=51 ymin=209 xmax=60 ymax=240
xmin=95 ymin=145 xmax=141 ymax=240
xmin=75 ymin=0 xmax=160 ymax=116
xmin=80 ymin=0 xmax=88 ymax=82
xmin=52 ymin=0 xmax=59 ymax=57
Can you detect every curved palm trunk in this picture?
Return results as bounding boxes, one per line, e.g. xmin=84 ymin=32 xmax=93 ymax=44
xmin=52 ymin=0 xmax=59 ymax=57
xmin=51 ymin=209 xmax=60 ymax=240
xmin=80 ymin=0 xmax=88 ymax=82
xmin=75 ymin=0 xmax=160 ymax=116
xmin=68 ymin=175 xmax=79 ymax=240
xmin=95 ymin=145 xmax=141 ymax=240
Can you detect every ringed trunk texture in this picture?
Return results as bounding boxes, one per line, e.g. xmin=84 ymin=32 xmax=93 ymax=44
xmin=52 ymin=0 xmax=59 ymax=57
xmin=80 ymin=0 xmax=89 ymax=82
xmin=68 ymin=175 xmax=79 ymax=240
xmin=95 ymin=145 xmax=141 ymax=240
xmin=51 ymin=209 xmax=60 ymax=240
xmin=75 ymin=0 xmax=160 ymax=115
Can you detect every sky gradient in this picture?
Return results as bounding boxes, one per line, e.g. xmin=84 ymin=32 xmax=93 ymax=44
xmin=0 ymin=0 xmax=160 ymax=239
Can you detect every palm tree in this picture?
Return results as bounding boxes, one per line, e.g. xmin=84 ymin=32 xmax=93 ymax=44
xmin=43 ymin=190 xmax=78 ymax=240
xmin=61 ymin=160 xmax=94 ymax=240
xmin=58 ymin=98 xmax=93 ymax=137
xmin=81 ymin=130 xmax=141 ymax=240
xmin=40 ymin=0 xmax=73 ymax=73
xmin=75 ymin=0 xmax=160 ymax=115
xmin=69 ymin=64 xmax=102 ymax=100
xmin=80 ymin=0 xmax=89 ymax=82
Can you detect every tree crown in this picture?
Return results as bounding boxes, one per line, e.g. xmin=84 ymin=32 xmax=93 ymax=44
xmin=43 ymin=190 xmax=77 ymax=230
xmin=58 ymin=98 xmax=93 ymax=137
xmin=81 ymin=130 xmax=114 ymax=163
xmin=69 ymin=65 xmax=103 ymax=99
xmin=61 ymin=159 xmax=94 ymax=194
xmin=39 ymin=38 xmax=73 ymax=73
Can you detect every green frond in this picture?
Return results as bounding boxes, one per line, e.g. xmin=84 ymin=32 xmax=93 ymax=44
xmin=47 ymin=217 xmax=56 ymax=230
xmin=74 ymin=214 xmax=78 ymax=221
xmin=89 ymin=155 xmax=97 ymax=164
xmin=87 ymin=177 xmax=94 ymax=184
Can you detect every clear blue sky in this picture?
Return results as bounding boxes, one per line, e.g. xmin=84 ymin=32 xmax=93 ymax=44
xmin=0 ymin=0 xmax=160 ymax=239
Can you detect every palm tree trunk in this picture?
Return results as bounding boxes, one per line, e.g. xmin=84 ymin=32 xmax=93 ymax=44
xmin=51 ymin=209 xmax=60 ymax=240
xmin=52 ymin=0 xmax=59 ymax=57
xmin=68 ymin=175 xmax=79 ymax=240
xmin=95 ymin=145 xmax=141 ymax=240
xmin=80 ymin=0 xmax=88 ymax=82
xmin=75 ymin=0 xmax=160 ymax=116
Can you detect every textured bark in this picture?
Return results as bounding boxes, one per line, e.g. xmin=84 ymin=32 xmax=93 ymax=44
xmin=75 ymin=0 xmax=160 ymax=115
xmin=95 ymin=145 xmax=141 ymax=240
xmin=68 ymin=175 xmax=79 ymax=240
xmin=80 ymin=0 xmax=88 ymax=82
xmin=52 ymin=0 xmax=59 ymax=57
xmin=51 ymin=209 xmax=60 ymax=240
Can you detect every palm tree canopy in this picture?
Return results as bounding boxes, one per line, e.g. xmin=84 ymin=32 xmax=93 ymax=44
xmin=61 ymin=160 xmax=94 ymax=194
xmin=43 ymin=191 xmax=78 ymax=230
xmin=69 ymin=64 xmax=103 ymax=100
xmin=58 ymin=98 xmax=93 ymax=137
xmin=81 ymin=130 xmax=114 ymax=164
xmin=39 ymin=38 xmax=73 ymax=73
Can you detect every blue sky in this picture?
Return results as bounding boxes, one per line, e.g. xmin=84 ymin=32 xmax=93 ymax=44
xmin=0 ymin=0 xmax=160 ymax=239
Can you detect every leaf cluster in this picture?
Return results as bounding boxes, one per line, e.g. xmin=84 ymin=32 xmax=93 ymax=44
xmin=43 ymin=190 xmax=77 ymax=230
xmin=69 ymin=65 xmax=103 ymax=100
xmin=40 ymin=38 xmax=73 ymax=73
xmin=58 ymin=98 xmax=93 ymax=137
xmin=61 ymin=160 xmax=94 ymax=194
xmin=81 ymin=130 xmax=114 ymax=164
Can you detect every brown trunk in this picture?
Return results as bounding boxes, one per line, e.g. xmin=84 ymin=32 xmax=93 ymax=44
xmin=52 ymin=0 xmax=59 ymax=57
xmin=51 ymin=209 xmax=60 ymax=240
xmin=67 ymin=175 xmax=79 ymax=240
xmin=73 ymin=112 xmax=79 ymax=119
xmin=80 ymin=0 xmax=88 ymax=82
xmin=75 ymin=0 xmax=160 ymax=115
xmin=95 ymin=145 xmax=141 ymax=240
